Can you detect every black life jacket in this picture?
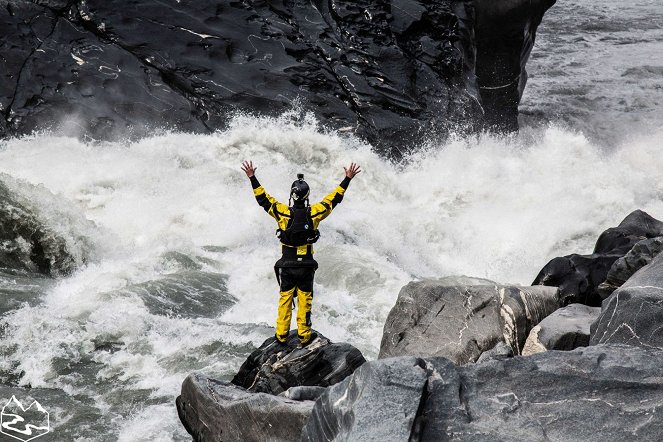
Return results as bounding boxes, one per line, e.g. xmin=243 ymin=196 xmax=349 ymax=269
xmin=277 ymin=206 xmax=320 ymax=247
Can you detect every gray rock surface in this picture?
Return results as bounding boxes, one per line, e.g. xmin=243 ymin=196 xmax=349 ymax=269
xmin=597 ymin=236 xmax=663 ymax=299
xmin=379 ymin=277 xmax=560 ymax=363
xmin=176 ymin=373 xmax=314 ymax=442
xmin=301 ymin=356 xmax=428 ymax=442
xmin=302 ymin=345 xmax=663 ymax=441
xmin=523 ymin=303 xmax=600 ymax=355
xmin=232 ymin=330 xmax=365 ymax=395
xmin=591 ymin=251 xmax=663 ymax=349
xmin=533 ymin=210 xmax=663 ymax=306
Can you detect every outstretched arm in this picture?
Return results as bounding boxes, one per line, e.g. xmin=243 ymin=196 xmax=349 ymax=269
xmin=310 ymin=162 xmax=362 ymax=224
xmin=241 ymin=160 xmax=289 ymax=220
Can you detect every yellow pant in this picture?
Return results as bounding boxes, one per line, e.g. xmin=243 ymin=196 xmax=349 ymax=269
xmin=276 ymin=287 xmax=313 ymax=343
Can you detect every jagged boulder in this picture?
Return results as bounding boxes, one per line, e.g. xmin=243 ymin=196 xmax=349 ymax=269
xmin=533 ymin=210 xmax=663 ymax=306
xmin=176 ymin=373 xmax=314 ymax=442
xmin=522 ymin=303 xmax=600 ymax=355
xmin=379 ymin=277 xmax=560 ymax=364
xmin=1 ymin=0 xmax=556 ymax=155
xmin=591 ymin=251 xmax=663 ymax=349
xmin=231 ymin=330 xmax=365 ymax=395
xmin=302 ymin=345 xmax=663 ymax=441
xmin=597 ymin=236 xmax=663 ymax=299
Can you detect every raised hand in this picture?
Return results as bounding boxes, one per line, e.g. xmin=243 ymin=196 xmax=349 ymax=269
xmin=343 ymin=162 xmax=362 ymax=179
xmin=241 ymin=160 xmax=257 ymax=177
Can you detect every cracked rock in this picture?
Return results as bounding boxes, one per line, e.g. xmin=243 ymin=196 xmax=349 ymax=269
xmin=303 ymin=345 xmax=663 ymax=442
xmin=591 ymin=250 xmax=663 ymax=349
xmin=378 ymin=277 xmax=560 ymax=364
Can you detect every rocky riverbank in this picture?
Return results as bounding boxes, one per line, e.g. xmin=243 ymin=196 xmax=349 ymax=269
xmin=177 ymin=209 xmax=663 ymax=441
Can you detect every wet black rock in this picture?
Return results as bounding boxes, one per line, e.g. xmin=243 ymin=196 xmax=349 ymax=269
xmin=533 ymin=210 xmax=663 ymax=306
xmin=591 ymin=251 xmax=663 ymax=349
xmin=176 ymin=373 xmax=314 ymax=442
xmin=231 ymin=330 xmax=365 ymax=395
xmin=597 ymin=236 xmax=663 ymax=299
xmin=522 ymin=303 xmax=600 ymax=355
xmin=378 ymin=277 xmax=560 ymax=364
xmin=303 ymin=345 xmax=663 ymax=441
xmin=1 ymin=0 xmax=555 ymax=155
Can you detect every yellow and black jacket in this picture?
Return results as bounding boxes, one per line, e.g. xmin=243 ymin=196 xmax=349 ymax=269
xmin=250 ymin=175 xmax=350 ymax=266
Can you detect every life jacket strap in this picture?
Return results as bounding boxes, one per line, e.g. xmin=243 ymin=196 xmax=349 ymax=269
xmin=281 ymin=244 xmax=313 ymax=257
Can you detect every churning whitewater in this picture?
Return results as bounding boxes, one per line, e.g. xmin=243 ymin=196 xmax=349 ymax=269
xmin=0 ymin=113 xmax=663 ymax=439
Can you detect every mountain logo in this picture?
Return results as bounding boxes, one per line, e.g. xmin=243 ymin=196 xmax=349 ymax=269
xmin=0 ymin=396 xmax=50 ymax=441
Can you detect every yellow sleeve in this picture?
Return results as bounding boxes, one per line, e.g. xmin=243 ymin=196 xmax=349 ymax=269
xmin=310 ymin=185 xmax=347 ymax=228
xmin=253 ymin=186 xmax=291 ymax=230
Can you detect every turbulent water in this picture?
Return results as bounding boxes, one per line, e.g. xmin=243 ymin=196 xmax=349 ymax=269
xmin=0 ymin=1 xmax=662 ymax=440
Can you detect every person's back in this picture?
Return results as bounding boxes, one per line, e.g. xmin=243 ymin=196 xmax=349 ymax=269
xmin=241 ymin=161 xmax=361 ymax=345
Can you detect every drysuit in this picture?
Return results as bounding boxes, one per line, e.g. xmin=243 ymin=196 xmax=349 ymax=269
xmin=249 ymin=175 xmax=351 ymax=344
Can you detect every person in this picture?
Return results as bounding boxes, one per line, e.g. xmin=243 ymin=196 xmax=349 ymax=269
xmin=241 ymin=160 xmax=361 ymax=346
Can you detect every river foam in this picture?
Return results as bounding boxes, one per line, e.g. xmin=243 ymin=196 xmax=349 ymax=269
xmin=0 ymin=113 xmax=662 ymax=439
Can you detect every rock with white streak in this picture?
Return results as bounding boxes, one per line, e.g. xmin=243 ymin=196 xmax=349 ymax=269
xmin=523 ymin=303 xmax=601 ymax=355
xmin=378 ymin=277 xmax=560 ymax=364
xmin=176 ymin=373 xmax=314 ymax=442
xmin=302 ymin=345 xmax=663 ymax=442
xmin=591 ymin=251 xmax=663 ymax=348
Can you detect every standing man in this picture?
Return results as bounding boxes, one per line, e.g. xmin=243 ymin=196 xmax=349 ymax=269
xmin=241 ymin=160 xmax=361 ymax=346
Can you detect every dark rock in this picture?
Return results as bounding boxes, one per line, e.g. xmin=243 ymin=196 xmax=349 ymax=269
xmin=115 ymin=271 xmax=235 ymax=318
xmin=523 ymin=303 xmax=600 ymax=355
xmin=231 ymin=330 xmax=365 ymax=395
xmin=378 ymin=277 xmax=560 ymax=364
xmin=176 ymin=373 xmax=313 ymax=442
xmin=474 ymin=0 xmax=557 ymax=131
xmin=280 ymin=386 xmax=327 ymax=402
xmin=301 ymin=356 xmax=428 ymax=442
xmin=303 ymin=345 xmax=663 ymax=441
xmin=597 ymin=236 xmax=663 ymax=299
xmin=591 ymin=251 xmax=663 ymax=349
xmin=0 ymin=0 xmax=556 ymax=155
xmin=475 ymin=341 xmax=513 ymax=363
xmin=533 ymin=210 xmax=663 ymax=306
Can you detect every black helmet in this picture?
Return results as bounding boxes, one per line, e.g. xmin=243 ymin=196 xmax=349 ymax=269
xmin=290 ymin=173 xmax=310 ymax=203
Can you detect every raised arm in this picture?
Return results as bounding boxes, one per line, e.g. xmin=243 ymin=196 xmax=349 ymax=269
xmin=241 ymin=161 xmax=290 ymax=222
xmin=310 ymin=162 xmax=361 ymax=225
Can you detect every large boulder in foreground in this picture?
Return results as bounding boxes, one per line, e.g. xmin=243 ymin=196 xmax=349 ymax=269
xmin=597 ymin=236 xmax=663 ymax=299
xmin=379 ymin=277 xmax=560 ymax=364
xmin=591 ymin=251 xmax=663 ymax=349
xmin=533 ymin=210 xmax=663 ymax=306
xmin=231 ymin=330 xmax=365 ymax=395
xmin=302 ymin=345 xmax=663 ymax=441
xmin=176 ymin=373 xmax=313 ymax=442
xmin=522 ymin=303 xmax=600 ymax=355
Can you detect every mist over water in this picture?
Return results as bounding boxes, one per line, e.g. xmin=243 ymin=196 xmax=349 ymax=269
xmin=0 ymin=0 xmax=662 ymax=440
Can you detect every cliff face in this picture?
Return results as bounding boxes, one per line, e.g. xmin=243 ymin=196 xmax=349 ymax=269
xmin=1 ymin=0 xmax=555 ymax=155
